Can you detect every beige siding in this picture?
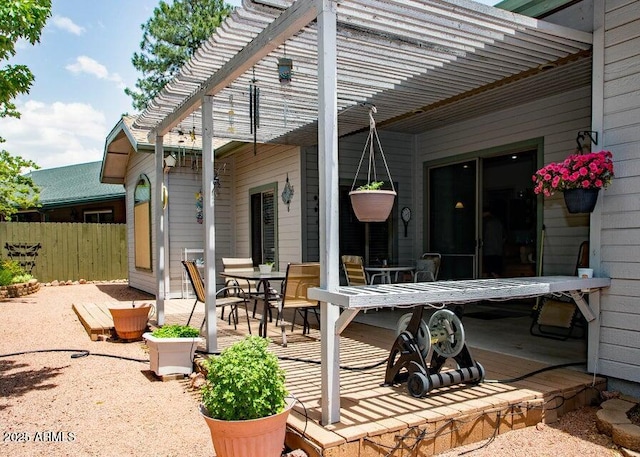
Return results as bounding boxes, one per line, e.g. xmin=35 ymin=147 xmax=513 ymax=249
xmin=598 ymin=0 xmax=640 ymax=383
xmin=415 ymin=86 xmax=593 ymax=276
xmin=125 ymin=150 xmax=235 ymax=297
xmin=233 ymin=144 xmax=302 ymax=271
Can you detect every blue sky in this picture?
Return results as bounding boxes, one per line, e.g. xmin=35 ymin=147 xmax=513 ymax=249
xmin=1 ymin=0 xmax=496 ymax=170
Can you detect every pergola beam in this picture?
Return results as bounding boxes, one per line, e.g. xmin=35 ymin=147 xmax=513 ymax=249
xmin=150 ymin=0 xmax=322 ymax=139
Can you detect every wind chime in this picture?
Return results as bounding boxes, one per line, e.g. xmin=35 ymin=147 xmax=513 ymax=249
xmin=189 ymin=113 xmax=197 ymax=171
xmin=249 ymin=68 xmax=259 ymax=155
xmin=278 ymin=44 xmax=293 ymax=129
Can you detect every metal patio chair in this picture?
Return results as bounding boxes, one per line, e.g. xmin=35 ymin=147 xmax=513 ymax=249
xmin=181 ymin=260 xmax=251 ymax=333
xmin=275 ymin=262 xmax=321 ymax=347
xmin=415 ymin=253 xmax=441 ymax=282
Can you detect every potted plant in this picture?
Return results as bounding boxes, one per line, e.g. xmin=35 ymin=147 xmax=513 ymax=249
xmin=349 ymin=107 xmax=397 ymax=222
xmin=199 ymin=336 xmax=292 ymax=457
xmin=108 ymin=302 xmax=154 ymax=341
xmin=532 ymin=150 xmax=614 ymax=213
xmin=142 ymin=324 xmax=203 ymax=376
xmin=259 ymin=261 xmax=274 ymax=273
xmin=349 ymin=180 xmax=397 ymax=222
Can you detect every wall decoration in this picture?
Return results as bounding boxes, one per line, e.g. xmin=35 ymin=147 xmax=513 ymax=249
xmin=281 ymin=174 xmax=294 ymax=212
xmin=196 ymin=190 xmax=203 ymax=224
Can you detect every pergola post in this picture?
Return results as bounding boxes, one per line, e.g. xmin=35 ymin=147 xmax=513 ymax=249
xmin=202 ymin=95 xmax=218 ymax=353
xmin=155 ymin=135 xmax=166 ymax=326
xmin=317 ymin=0 xmax=341 ymax=425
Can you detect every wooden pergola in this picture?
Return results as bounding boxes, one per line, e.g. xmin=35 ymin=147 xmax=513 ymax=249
xmin=135 ymin=0 xmax=593 ymax=424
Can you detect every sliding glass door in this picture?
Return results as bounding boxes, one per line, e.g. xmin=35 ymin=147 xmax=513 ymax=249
xmin=428 ymin=161 xmax=478 ymax=279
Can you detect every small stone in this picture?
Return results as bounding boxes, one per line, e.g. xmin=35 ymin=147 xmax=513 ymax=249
xmin=536 ymin=422 xmax=546 ymax=431
xmin=602 ymin=391 xmax=621 ymax=401
xmin=79 ymin=279 xmax=87 ymax=284
xmin=51 ymin=280 xmax=59 ymax=286
xmin=613 ymin=423 xmax=640 ymax=452
xmin=283 ymin=450 xmax=308 ymax=457
xmin=602 ymin=398 xmax=636 ymax=412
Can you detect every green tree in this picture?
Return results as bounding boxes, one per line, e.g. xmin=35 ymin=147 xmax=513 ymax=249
xmin=0 ymin=0 xmax=50 ymax=220
xmin=125 ymin=0 xmax=233 ymax=112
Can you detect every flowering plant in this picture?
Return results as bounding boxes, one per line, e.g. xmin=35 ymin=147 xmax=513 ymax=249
xmin=532 ymin=150 xmax=614 ymax=197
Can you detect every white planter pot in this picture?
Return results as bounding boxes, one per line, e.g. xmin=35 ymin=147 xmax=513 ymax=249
xmin=258 ymin=264 xmax=272 ymax=273
xmin=143 ymin=333 xmax=204 ymax=376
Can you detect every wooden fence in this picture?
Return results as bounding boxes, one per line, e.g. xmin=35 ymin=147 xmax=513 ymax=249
xmin=0 ymin=222 xmax=127 ymax=282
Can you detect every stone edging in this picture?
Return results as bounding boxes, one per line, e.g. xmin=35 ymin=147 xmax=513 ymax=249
xmin=0 ymin=279 xmax=40 ymax=298
xmin=596 ymin=397 xmax=640 ymax=453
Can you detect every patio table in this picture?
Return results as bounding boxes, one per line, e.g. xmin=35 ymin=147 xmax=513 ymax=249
xmin=308 ymin=275 xmax=611 ymax=424
xmin=219 ymin=270 xmax=286 ymax=337
xmin=365 ymin=264 xmax=415 ymax=283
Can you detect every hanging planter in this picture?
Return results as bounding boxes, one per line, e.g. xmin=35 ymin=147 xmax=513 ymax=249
xmin=532 ymin=150 xmax=614 ymax=215
xmin=349 ymin=107 xmax=397 ymax=222
xmin=563 ymin=188 xmax=600 ymax=214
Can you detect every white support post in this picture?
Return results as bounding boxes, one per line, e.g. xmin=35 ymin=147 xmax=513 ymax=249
xmin=588 ymin=0 xmax=605 ymax=375
xmin=155 ymin=135 xmax=166 ymax=326
xmin=202 ymin=95 xmax=218 ymax=353
xmin=317 ymin=0 xmax=340 ymax=425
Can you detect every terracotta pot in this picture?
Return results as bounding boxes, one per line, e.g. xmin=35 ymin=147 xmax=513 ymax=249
xmin=142 ymin=332 xmax=203 ymax=376
xmin=349 ymin=189 xmax=396 ymax=222
xmin=108 ymin=304 xmax=154 ymax=341
xmin=563 ymin=188 xmax=600 ymax=214
xmin=200 ymin=400 xmax=293 ymax=457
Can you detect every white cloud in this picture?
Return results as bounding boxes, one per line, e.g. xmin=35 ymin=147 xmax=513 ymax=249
xmin=66 ymin=56 xmax=126 ymax=89
xmin=0 ymin=99 xmax=107 ymax=169
xmin=50 ymin=16 xmax=85 ymax=35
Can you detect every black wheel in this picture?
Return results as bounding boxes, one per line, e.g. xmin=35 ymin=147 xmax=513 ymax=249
xmin=407 ymin=372 xmax=429 ymax=398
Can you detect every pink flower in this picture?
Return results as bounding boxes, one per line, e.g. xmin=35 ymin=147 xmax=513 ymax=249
xmin=533 ymin=150 xmax=614 ymax=197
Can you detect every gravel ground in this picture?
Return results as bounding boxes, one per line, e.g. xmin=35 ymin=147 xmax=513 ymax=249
xmin=0 ymin=283 xmax=625 ymax=456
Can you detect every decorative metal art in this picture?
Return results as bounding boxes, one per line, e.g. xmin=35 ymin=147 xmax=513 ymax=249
xmin=281 ymin=174 xmax=294 ymax=211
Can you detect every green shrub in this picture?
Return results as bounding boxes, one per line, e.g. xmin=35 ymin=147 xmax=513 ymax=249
xmin=0 ymin=260 xmax=29 ymax=286
xmin=11 ymin=274 xmax=33 ymax=284
xmin=1 ymin=260 xmax=25 ymax=277
xmin=0 ymin=269 xmax=13 ymax=287
xmin=201 ymin=336 xmax=287 ymax=421
xmin=151 ymin=324 xmax=200 ymax=338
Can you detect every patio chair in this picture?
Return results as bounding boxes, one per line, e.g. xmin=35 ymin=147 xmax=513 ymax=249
xmin=529 ymin=241 xmax=588 ymax=340
xmin=275 ymin=262 xmax=321 ymax=347
xmin=181 ymin=260 xmax=251 ymax=333
xmin=221 ymin=257 xmax=258 ymax=317
xmin=415 ymin=253 xmax=441 ymax=282
xmin=341 ymin=255 xmax=384 ymax=285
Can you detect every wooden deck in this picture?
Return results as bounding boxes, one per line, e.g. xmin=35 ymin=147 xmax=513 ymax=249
xmin=74 ymin=299 xmax=606 ymax=456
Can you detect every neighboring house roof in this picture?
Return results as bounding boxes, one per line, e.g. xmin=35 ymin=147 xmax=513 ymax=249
xmin=495 ymin=0 xmax=576 ymax=18
xmin=28 ymin=161 xmax=125 ymax=209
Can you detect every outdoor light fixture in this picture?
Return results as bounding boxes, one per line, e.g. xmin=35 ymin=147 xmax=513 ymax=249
xmin=455 ymin=201 xmax=464 ymax=209
xmin=278 ymin=57 xmax=293 ymax=84
xmin=163 ymin=153 xmax=177 ymax=173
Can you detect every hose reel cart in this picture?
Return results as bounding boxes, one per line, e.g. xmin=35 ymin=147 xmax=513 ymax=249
xmin=384 ymin=306 xmax=485 ymax=397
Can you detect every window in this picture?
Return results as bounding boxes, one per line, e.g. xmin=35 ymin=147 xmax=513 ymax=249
xmin=134 ymin=175 xmax=152 ymax=270
xmin=250 ymin=184 xmax=278 ymax=265
xmin=84 ymin=209 xmax=114 ymax=223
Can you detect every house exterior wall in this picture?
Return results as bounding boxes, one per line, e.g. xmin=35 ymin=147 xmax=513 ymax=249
xmin=124 ymin=150 xmax=235 ymax=297
xmin=232 ymin=143 xmax=302 ymax=271
xmin=415 ymin=86 xmax=593 ymax=276
xmin=165 ymin=159 xmax=233 ymax=296
xmin=598 ymin=0 xmax=640 ymax=385
xmin=303 ymin=130 xmax=416 ymax=265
